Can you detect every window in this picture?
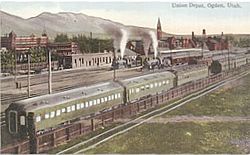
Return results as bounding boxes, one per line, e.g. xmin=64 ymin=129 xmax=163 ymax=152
xmin=118 ymin=93 xmax=121 ymax=98
xmin=85 ymin=101 xmax=89 ymax=107
xmin=104 ymin=97 xmax=108 ymax=102
xmin=166 ymin=80 xmax=169 ymax=84
xmin=146 ymin=85 xmax=150 ymax=89
xmin=163 ymin=81 xmax=166 ymax=85
xmin=111 ymin=95 xmax=114 ymax=100
xmin=93 ymin=100 xmax=97 ymax=105
xmin=71 ymin=105 xmax=76 ymax=111
xmin=97 ymin=99 xmax=100 ymax=104
xmin=89 ymin=101 xmax=93 ymax=106
xmin=50 ymin=111 xmax=55 ymax=118
xmin=20 ymin=116 xmax=25 ymax=125
xmin=56 ymin=110 xmax=61 ymax=116
xmin=76 ymin=104 xmax=80 ymax=110
xmin=150 ymin=84 xmax=154 ymax=88
xmin=159 ymin=82 xmax=162 ymax=86
xmin=61 ymin=108 xmax=66 ymax=113
xmin=36 ymin=116 xmax=41 ymax=122
xmin=108 ymin=96 xmax=111 ymax=101
xmin=81 ymin=103 xmax=84 ymax=108
xmin=101 ymin=98 xmax=104 ymax=103
xmin=136 ymin=88 xmax=140 ymax=93
xmin=115 ymin=94 xmax=118 ymax=99
xmin=131 ymin=89 xmax=134 ymax=93
xmin=141 ymin=86 xmax=145 ymax=91
xmin=155 ymin=82 xmax=158 ymax=87
xmin=129 ymin=89 xmax=132 ymax=94
xmin=67 ymin=106 xmax=71 ymax=112
xmin=45 ymin=113 xmax=50 ymax=119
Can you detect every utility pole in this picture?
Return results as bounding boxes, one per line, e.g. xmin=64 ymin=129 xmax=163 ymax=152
xmin=14 ymin=49 xmax=17 ymax=83
xmin=113 ymin=48 xmax=117 ymax=81
xmin=228 ymin=41 xmax=230 ymax=70
xmin=48 ymin=48 xmax=52 ymax=94
xmin=27 ymin=51 xmax=31 ymax=97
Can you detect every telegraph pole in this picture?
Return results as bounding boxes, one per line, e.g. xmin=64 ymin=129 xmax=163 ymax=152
xmin=27 ymin=51 xmax=31 ymax=97
xmin=113 ymin=48 xmax=117 ymax=81
xmin=227 ymin=41 xmax=230 ymax=70
xmin=48 ymin=48 xmax=52 ymax=94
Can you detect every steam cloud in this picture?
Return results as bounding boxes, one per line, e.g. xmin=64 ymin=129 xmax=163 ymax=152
xmin=100 ymin=23 xmax=129 ymax=58
xmin=149 ymin=31 xmax=158 ymax=58
xmin=120 ymin=29 xmax=128 ymax=59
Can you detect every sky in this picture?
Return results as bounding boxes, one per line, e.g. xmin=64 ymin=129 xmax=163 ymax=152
xmin=0 ymin=1 xmax=250 ymax=34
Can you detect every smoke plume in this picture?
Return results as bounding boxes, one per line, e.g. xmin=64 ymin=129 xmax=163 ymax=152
xmin=120 ymin=29 xmax=128 ymax=59
xmin=149 ymin=31 xmax=158 ymax=58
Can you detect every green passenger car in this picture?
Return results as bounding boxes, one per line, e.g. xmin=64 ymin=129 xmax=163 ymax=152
xmin=6 ymin=82 xmax=123 ymax=135
xmin=174 ymin=64 xmax=209 ymax=85
xmin=121 ymin=71 xmax=176 ymax=102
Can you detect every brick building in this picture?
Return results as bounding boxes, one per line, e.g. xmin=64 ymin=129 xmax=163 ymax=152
xmin=1 ymin=31 xmax=48 ymax=62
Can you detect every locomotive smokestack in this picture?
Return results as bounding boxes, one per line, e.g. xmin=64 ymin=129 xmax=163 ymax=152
xmin=192 ymin=31 xmax=194 ymax=40
xmin=202 ymin=29 xmax=206 ymax=35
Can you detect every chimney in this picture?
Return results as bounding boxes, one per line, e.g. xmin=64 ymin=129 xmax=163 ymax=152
xmin=192 ymin=31 xmax=194 ymax=40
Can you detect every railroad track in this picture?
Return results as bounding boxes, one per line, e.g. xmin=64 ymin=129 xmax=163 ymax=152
xmin=56 ymin=71 xmax=249 ymax=154
xmin=0 ymin=69 xmax=146 ymax=126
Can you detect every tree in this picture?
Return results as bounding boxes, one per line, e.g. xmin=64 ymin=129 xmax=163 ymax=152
xmin=54 ymin=33 xmax=69 ymax=42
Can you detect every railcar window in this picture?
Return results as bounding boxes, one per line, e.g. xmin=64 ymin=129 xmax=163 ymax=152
xmin=45 ymin=113 xmax=50 ymax=119
xmin=36 ymin=116 xmax=41 ymax=122
xmin=108 ymin=96 xmax=111 ymax=101
xmin=155 ymin=82 xmax=158 ymax=87
xmin=101 ymin=98 xmax=104 ymax=103
xmin=150 ymin=84 xmax=154 ymax=88
xmin=97 ymin=99 xmax=101 ymax=104
xmin=62 ymin=108 xmax=66 ymax=113
xmin=76 ymin=104 xmax=80 ymax=110
xmin=104 ymin=97 xmax=108 ymax=102
xmin=89 ymin=101 xmax=93 ymax=106
xmin=118 ymin=93 xmax=121 ymax=98
xmin=85 ymin=101 xmax=89 ymax=107
xmin=93 ymin=100 xmax=97 ymax=105
xmin=159 ymin=82 xmax=162 ymax=86
xmin=115 ymin=94 xmax=118 ymax=99
xmin=141 ymin=86 xmax=145 ymax=91
xmin=56 ymin=110 xmax=61 ymax=116
xmin=50 ymin=111 xmax=55 ymax=118
xmin=146 ymin=85 xmax=150 ymax=89
xmin=20 ymin=116 xmax=25 ymax=125
xmin=163 ymin=81 xmax=166 ymax=85
xmin=111 ymin=95 xmax=114 ymax=100
xmin=131 ymin=88 xmax=134 ymax=93
xmin=71 ymin=105 xmax=76 ymax=111
xmin=136 ymin=88 xmax=140 ymax=93
xmin=166 ymin=80 xmax=169 ymax=84
xmin=129 ymin=89 xmax=132 ymax=94
xmin=67 ymin=106 xmax=71 ymax=112
xmin=80 ymin=103 xmax=84 ymax=108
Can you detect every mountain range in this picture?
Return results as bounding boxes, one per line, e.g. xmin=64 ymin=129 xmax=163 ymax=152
xmin=0 ymin=10 xmax=171 ymax=41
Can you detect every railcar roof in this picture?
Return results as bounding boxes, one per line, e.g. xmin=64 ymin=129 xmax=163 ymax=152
xmin=16 ymin=81 xmax=122 ymax=111
xmin=121 ymin=71 xmax=175 ymax=86
xmin=172 ymin=64 xmax=207 ymax=73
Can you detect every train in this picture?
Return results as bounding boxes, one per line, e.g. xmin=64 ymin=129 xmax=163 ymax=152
xmin=5 ymin=51 xmax=250 ymax=137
